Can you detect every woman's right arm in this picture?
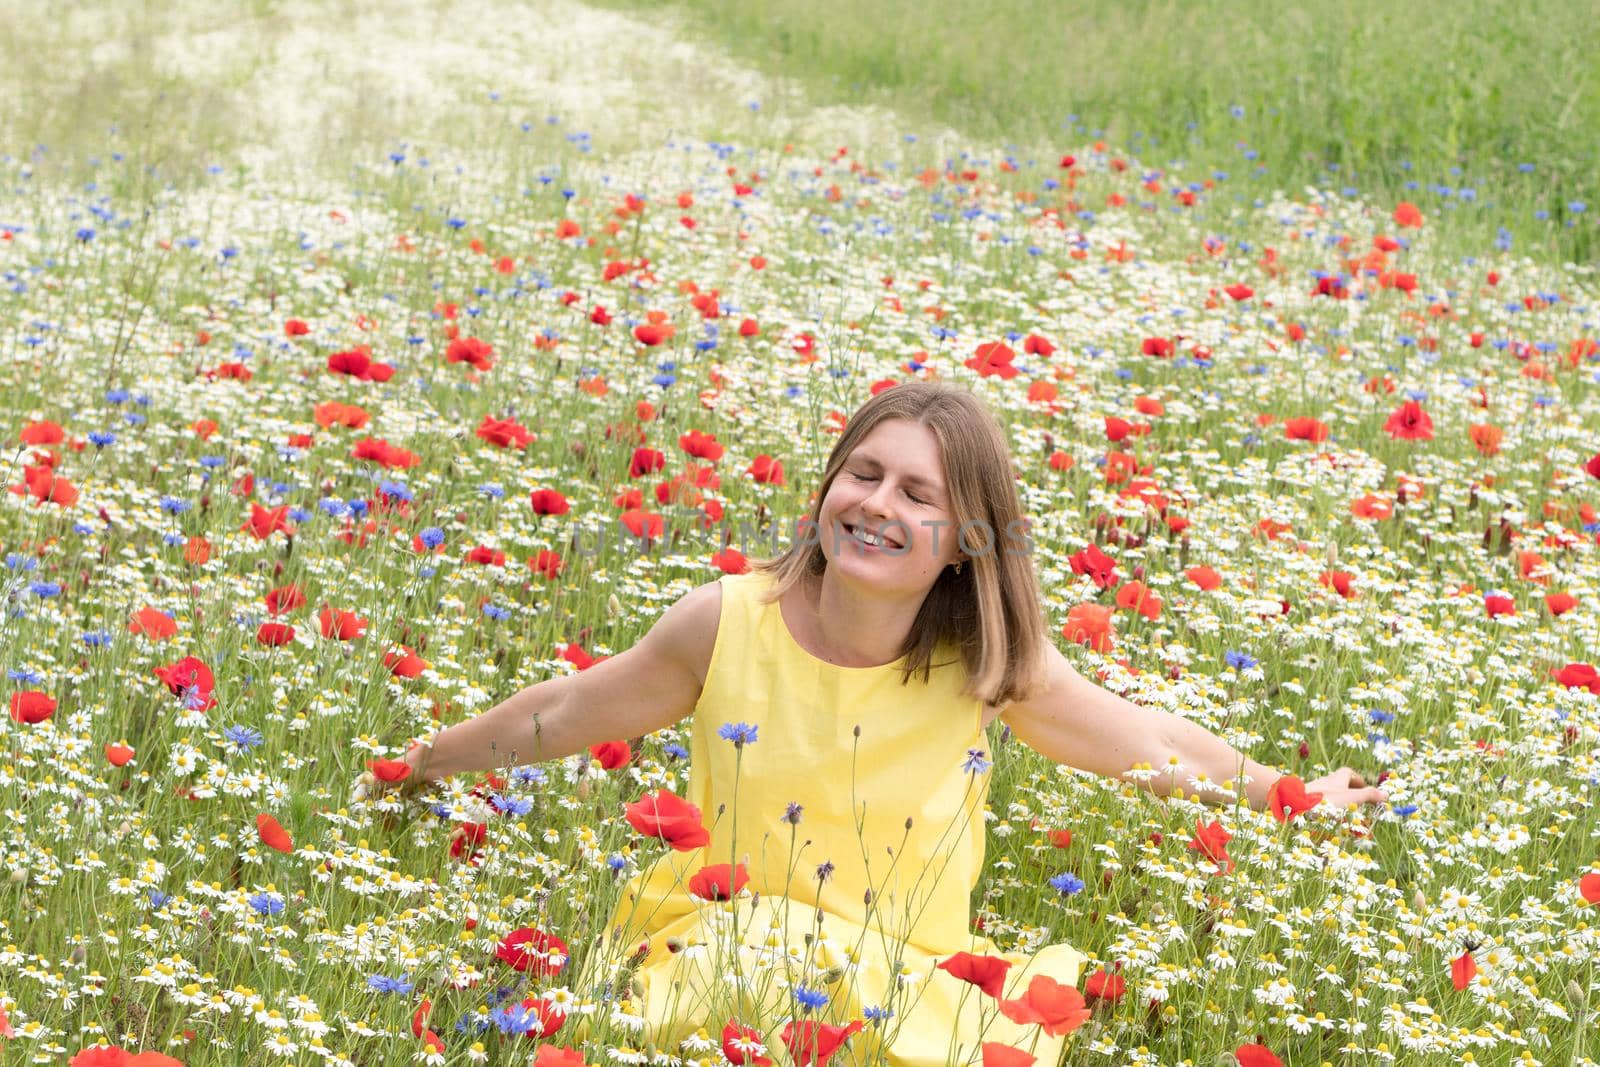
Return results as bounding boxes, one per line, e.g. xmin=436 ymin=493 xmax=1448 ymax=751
xmin=404 ymin=580 xmax=720 ymax=783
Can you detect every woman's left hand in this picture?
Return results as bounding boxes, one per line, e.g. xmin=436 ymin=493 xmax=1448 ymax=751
xmin=1304 ymin=766 xmax=1388 ymax=809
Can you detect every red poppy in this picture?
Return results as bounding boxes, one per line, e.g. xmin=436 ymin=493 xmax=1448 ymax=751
xmin=624 ymin=789 xmax=711 ymax=850
xmin=721 ymin=1020 xmax=773 ymax=1066
xmin=1187 ymin=818 xmax=1235 ymax=874
xmin=712 ymin=547 xmax=749 ymax=574
xmin=318 ymin=607 xmax=367 ymax=641
xmin=514 ymin=997 xmax=564 ymax=1038
xmin=367 ymin=758 xmax=412 ymax=783
xmin=1485 ymin=594 xmax=1517 ymax=617
xmin=495 ymin=927 xmax=570 ymax=977
xmin=1114 ymin=580 xmax=1162 ymax=620
xmin=688 ymin=862 xmax=750 ymax=901
xmin=1023 ymin=334 xmax=1056 ymax=357
xmin=1350 ymin=494 xmax=1394 ymax=520
xmin=1318 ymin=570 xmax=1356 ymax=598
xmin=738 ymin=317 xmax=760 ymax=337
xmin=350 ymin=437 xmax=421 ymax=470
xmin=779 ymin=1018 xmax=863 ymax=1067
xmin=12 ymin=463 xmax=80 ymax=506
xmin=935 ymin=951 xmax=1012 ymax=998
xmin=589 ymin=740 xmax=632 ymax=769
xmin=1382 ymin=400 xmax=1434 ymax=441
xmin=1546 ymin=592 xmax=1578 ymax=615
xmin=264 ymin=583 xmax=307 ymax=615
xmin=465 ymin=544 xmax=507 ymax=567
xmin=385 ymin=646 xmax=430 ymax=678
xmin=9 ymin=690 xmax=56 ymax=724
xmin=996 ymin=975 xmax=1091 ymax=1036
xmin=1083 ymin=968 xmax=1126 ymax=1003
xmin=1283 ymin=416 xmax=1330 ymax=443
xmin=256 ymin=623 xmax=296 ymax=647
xmin=1224 ymin=283 xmax=1254 ymax=301
xmin=1580 ymin=872 xmax=1600 ymax=904
xmin=532 ymin=1046 xmax=586 ymax=1067
xmin=70 ymin=1047 xmax=184 ymax=1066
xmin=1468 ymin=424 xmax=1503 ymax=457
xmin=1062 ymin=603 xmax=1115 ymax=653
xmin=241 ymin=503 xmax=295 ymax=540
xmin=284 ymin=318 xmax=310 ymax=336
xmin=1185 ymin=566 xmax=1222 ymax=591
xmin=629 ymin=448 xmax=666 ymax=478
xmin=1587 ymin=453 xmax=1600 ymax=480
xmin=446 ymin=336 xmax=496 ymax=371
xmin=128 ymin=606 xmax=178 ymax=640
xmin=1068 ymin=544 xmax=1119 ymax=589
xmin=1141 ymin=336 xmax=1174 ymax=358
xmin=1553 ymin=664 xmax=1600 ymax=694
xmin=153 ymin=656 xmax=218 ymax=711
xmin=1393 ymin=201 xmax=1424 ymax=228
xmin=966 ymin=341 xmax=1019 ymax=379
xmin=19 ymin=419 xmax=64 ymax=445
xmin=981 ymin=1044 xmax=1036 ymax=1067
xmin=1266 ymin=775 xmax=1322 ymax=822
xmin=619 ymin=508 xmax=664 ymax=543
xmin=633 ymin=323 xmax=674 ymax=346
xmin=257 ymin=813 xmax=293 ymax=853
xmin=1235 ymin=1045 xmax=1284 ymax=1067
xmin=105 ymin=742 xmax=136 ymax=767
xmin=527 ymin=488 xmax=570 ymax=516
xmin=477 ymin=414 xmax=535 ymax=449
xmin=529 ymin=550 xmax=565 ymax=580
xmin=1451 ymin=950 xmax=1476 ymax=991
xmin=748 ymin=454 xmax=785 ymax=485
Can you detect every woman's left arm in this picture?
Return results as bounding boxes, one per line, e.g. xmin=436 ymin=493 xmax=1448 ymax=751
xmin=1000 ymin=642 xmax=1388 ymax=813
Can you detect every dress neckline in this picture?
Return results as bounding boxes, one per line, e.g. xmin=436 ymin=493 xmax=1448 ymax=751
xmin=768 ymin=574 xmax=910 ymax=673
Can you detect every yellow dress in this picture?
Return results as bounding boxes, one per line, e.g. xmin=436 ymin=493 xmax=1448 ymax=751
xmin=588 ymin=570 xmax=1085 ymax=1064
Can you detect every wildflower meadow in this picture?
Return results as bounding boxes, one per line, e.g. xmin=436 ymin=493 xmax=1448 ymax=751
xmin=3 ymin=1 xmax=1599 ymax=1065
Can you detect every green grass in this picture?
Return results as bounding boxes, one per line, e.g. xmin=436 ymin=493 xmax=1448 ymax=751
xmin=591 ymin=0 xmax=1600 ymax=261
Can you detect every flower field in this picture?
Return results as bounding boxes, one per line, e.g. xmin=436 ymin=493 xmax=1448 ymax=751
xmin=3 ymin=1 xmax=1600 ymax=1065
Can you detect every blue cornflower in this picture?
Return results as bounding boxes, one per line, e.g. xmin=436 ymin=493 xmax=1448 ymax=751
xmin=482 ymin=603 xmax=511 ymax=621
xmin=662 ymin=742 xmax=689 ymax=761
xmin=1368 ymin=709 xmax=1396 ymax=725
xmin=1392 ymin=804 xmax=1419 ymax=817
xmin=30 ymin=582 xmax=61 ymax=598
xmin=87 ymin=430 xmax=116 ymax=447
xmin=224 ymin=725 xmax=264 ymax=752
xmin=490 ymin=794 xmax=533 ymax=817
xmin=159 ymin=497 xmax=191 ymax=515
xmin=607 ymin=853 xmax=627 ymax=872
xmin=489 ymin=1002 xmax=541 ymax=1035
xmin=793 ymin=985 xmax=829 ymax=1012
xmin=717 ymin=721 xmax=759 ymax=747
xmin=478 ymin=483 xmax=505 ymax=499
xmin=248 ymin=892 xmax=284 ymax=916
xmin=418 ymin=526 xmax=446 ymax=549
xmin=863 ymin=1004 xmax=894 ymax=1024
xmin=198 ymin=455 xmax=226 ymax=469
xmin=961 ymin=748 xmax=992 ymax=774
xmin=782 ymin=800 xmax=804 ymax=825
xmin=512 ymin=766 xmax=547 ymax=787
xmin=366 ymin=975 xmax=415 ymax=995
xmin=1224 ymin=650 xmax=1258 ymax=670
xmin=76 ymin=227 xmax=95 ymax=242
xmin=106 ymin=388 xmax=130 ymax=404
xmin=4 ymin=553 xmax=36 ymax=571
xmin=147 ymin=889 xmax=172 ymax=909
xmin=1049 ymin=872 xmax=1086 ymax=896
xmin=82 ymin=631 xmax=114 ymax=648
xmin=377 ymin=480 xmax=412 ymax=502
xmin=7 ymin=668 xmax=42 ymax=685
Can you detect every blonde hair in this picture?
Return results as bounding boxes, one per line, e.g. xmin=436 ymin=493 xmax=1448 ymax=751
xmin=748 ymin=381 xmax=1049 ymax=707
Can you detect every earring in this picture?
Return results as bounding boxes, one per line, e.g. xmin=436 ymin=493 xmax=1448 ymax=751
xmin=953 ymin=560 xmax=963 ymax=575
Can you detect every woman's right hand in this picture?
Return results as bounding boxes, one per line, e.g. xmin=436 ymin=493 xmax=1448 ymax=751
xmin=351 ymin=739 xmax=442 ymax=805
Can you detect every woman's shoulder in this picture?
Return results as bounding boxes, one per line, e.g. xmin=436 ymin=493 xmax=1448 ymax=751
xmin=661 ymin=577 xmax=729 ymax=690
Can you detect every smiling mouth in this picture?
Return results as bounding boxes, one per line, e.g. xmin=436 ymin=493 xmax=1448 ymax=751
xmin=843 ymin=523 xmax=904 ymax=549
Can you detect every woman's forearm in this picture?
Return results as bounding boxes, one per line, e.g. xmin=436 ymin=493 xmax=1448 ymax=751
xmin=417 ymin=675 xmax=580 ymax=780
xmin=1134 ymin=709 xmax=1283 ymax=811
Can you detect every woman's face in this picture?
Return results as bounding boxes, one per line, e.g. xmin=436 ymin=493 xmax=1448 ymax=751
xmin=816 ymin=418 xmax=967 ymax=590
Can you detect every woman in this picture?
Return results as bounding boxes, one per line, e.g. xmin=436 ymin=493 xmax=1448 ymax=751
xmin=363 ymin=381 xmax=1386 ymax=1063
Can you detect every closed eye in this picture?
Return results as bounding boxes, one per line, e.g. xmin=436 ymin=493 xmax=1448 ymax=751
xmin=848 ymin=470 xmax=929 ymax=506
